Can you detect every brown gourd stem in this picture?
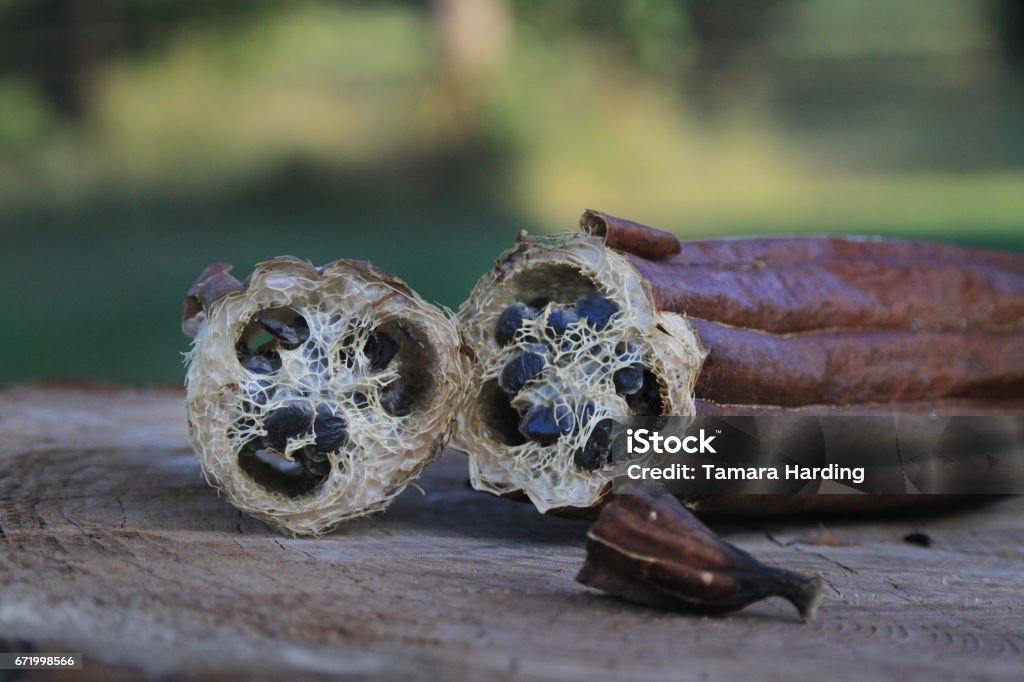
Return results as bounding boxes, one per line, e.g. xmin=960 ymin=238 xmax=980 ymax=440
xmin=580 ymin=209 xmax=682 ymax=261
xmin=182 ymin=262 xmax=245 ymax=338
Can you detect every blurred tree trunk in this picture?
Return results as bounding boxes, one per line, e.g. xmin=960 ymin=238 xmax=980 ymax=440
xmin=992 ymin=0 xmax=1024 ymax=67
xmin=432 ymin=0 xmax=511 ymax=135
xmin=24 ymin=0 xmax=122 ymax=119
xmin=684 ymin=0 xmax=787 ymax=111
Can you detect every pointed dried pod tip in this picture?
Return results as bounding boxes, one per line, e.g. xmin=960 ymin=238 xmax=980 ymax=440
xmin=576 ymin=493 xmax=825 ymax=622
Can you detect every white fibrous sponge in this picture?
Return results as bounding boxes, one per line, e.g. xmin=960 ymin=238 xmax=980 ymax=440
xmin=184 ymin=257 xmax=467 ymax=535
xmin=453 ymin=234 xmax=705 ymax=513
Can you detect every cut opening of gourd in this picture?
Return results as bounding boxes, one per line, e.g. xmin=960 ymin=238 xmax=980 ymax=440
xmin=475 ymin=261 xmax=665 ymax=472
xmin=231 ymin=307 xmax=439 ymax=497
xmin=185 ymin=256 xmax=468 ymax=535
xmin=454 ymin=234 xmax=706 ymax=513
xmin=503 ymin=263 xmax=600 ymax=310
xmin=235 ymin=305 xmax=309 ymax=375
xmin=366 ymin=318 xmax=436 ymax=418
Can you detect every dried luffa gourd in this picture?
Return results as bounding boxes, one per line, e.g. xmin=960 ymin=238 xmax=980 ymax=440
xmin=182 ymin=257 xmax=465 ymax=535
xmin=453 ymin=211 xmax=1024 ymax=513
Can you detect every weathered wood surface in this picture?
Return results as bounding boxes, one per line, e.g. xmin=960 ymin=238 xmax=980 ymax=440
xmin=0 ymin=386 xmax=1022 ymax=681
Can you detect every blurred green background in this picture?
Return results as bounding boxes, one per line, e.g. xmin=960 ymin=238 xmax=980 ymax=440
xmin=2 ymin=0 xmax=1023 ymax=385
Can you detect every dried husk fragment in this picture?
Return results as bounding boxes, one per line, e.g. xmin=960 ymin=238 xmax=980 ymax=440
xmin=577 ymin=493 xmax=825 ymax=621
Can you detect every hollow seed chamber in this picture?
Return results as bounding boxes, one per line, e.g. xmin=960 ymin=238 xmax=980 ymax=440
xmin=183 ymin=257 xmax=466 ymax=535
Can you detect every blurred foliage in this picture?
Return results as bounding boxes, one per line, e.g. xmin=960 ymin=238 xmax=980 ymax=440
xmin=0 ymin=0 xmax=1022 ymax=383
xmin=0 ymin=77 xmax=55 ymax=150
xmin=514 ymin=0 xmax=695 ymax=71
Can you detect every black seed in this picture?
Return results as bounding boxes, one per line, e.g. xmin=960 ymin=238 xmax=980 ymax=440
xmin=495 ymin=302 xmax=539 ymax=346
xmin=231 ymin=417 xmax=257 ymax=437
xmin=381 ymin=379 xmax=412 ymax=417
xmin=545 ymin=305 xmax=581 ymax=338
xmin=574 ymin=419 xmax=615 ymax=471
xmin=252 ymin=448 xmax=306 ymax=478
xmin=240 ymin=350 xmax=281 ymax=375
xmin=518 ymin=403 xmax=575 ymax=444
xmin=576 ymin=295 xmax=618 ymax=330
xmin=626 ymin=371 xmax=665 ymax=416
xmin=527 ymin=297 xmax=550 ymax=309
xmin=351 ymin=391 xmax=369 ymax=408
xmin=247 ymin=378 xmax=276 ymax=407
xmin=365 ymin=330 xmax=399 ymax=371
xmin=613 ymin=365 xmax=645 ymax=395
xmin=260 ymin=314 xmax=310 ymax=349
xmin=304 ymin=345 xmax=329 ymax=375
xmin=498 ymin=347 xmax=546 ymax=395
xmin=614 ymin=340 xmax=641 ymax=359
xmin=300 ymin=451 xmax=333 ymax=477
xmin=262 ymin=402 xmax=313 ymax=452
xmin=238 ymin=439 xmax=327 ymax=498
xmin=311 ymin=405 xmax=347 ymax=457
xmin=558 ymin=324 xmax=594 ymax=353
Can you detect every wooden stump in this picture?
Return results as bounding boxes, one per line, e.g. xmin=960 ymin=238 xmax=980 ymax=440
xmin=0 ymin=386 xmax=1022 ymax=680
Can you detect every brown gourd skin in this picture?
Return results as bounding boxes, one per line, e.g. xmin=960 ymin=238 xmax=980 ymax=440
xmin=580 ymin=210 xmax=1024 ymax=516
xmin=630 ymin=239 xmax=1024 ymax=334
xmin=627 ymin=236 xmax=1024 ymax=408
xmin=691 ymin=320 xmax=1024 ymax=406
xmin=694 ymin=398 xmax=1024 ymax=417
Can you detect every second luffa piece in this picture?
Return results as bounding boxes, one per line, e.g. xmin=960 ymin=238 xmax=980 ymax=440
xmin=452 ymin=210 xmax=1024 ymax=513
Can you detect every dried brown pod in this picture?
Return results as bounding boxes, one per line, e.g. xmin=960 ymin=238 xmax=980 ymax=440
xmin=577 ymin=493 xmax=825 ymax=621
xmin=453 ymin=211 xmax=1024 ymax=513
xmin=183 ymin=257 xmax=467 ymax=535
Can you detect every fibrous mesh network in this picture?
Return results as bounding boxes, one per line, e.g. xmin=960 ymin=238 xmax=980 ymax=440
xmin=185 ymin=257 xmax=466 ymax=535
xmin=454 ymin=233 xmax=705 ymax=512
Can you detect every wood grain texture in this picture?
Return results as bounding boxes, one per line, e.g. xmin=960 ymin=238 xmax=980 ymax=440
xmin=1 ymin=386 xmax=1022 ymax=681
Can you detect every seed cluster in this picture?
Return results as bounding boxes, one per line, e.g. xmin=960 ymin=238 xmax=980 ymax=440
xmin=454 ymin=234 xmax=706 ymax=514
xmin=490 ymin=294 xmax=663 ymax=472
xmin=232 ymin=307 xmax=414 ymax=498
xmin=186 ymin=257 xmax=468 ymax=534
